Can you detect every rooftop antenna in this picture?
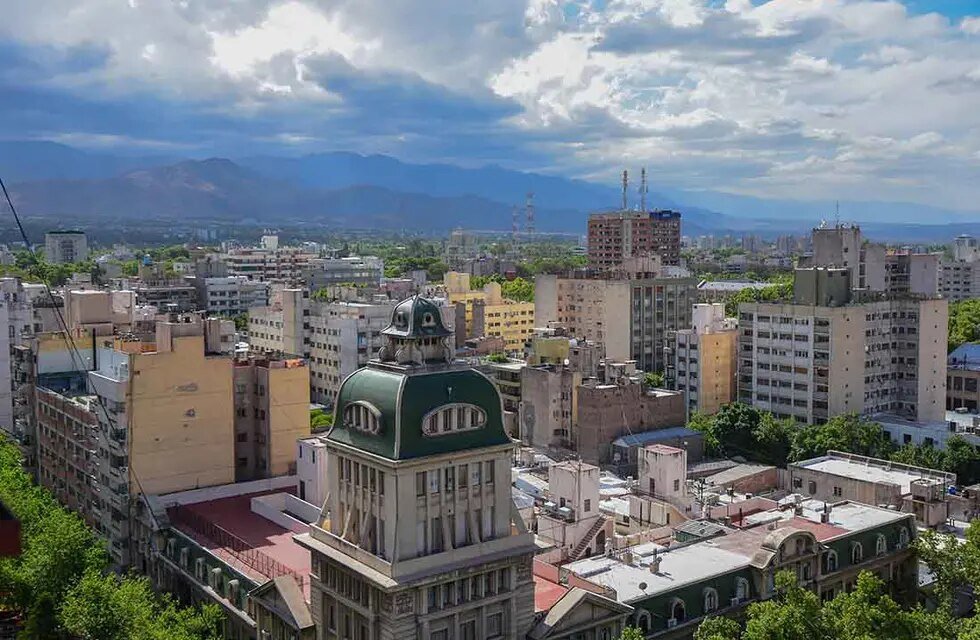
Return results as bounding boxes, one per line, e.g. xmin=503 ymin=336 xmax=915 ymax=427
xmin=639 ymin=167 xmax=648 ymax=212
xmin=525 ymin=192 xmax=535 ymax=237
xmin=835 ymin=200 xmax=840 ymax=227
xmin=622 ymin=169 xmax=629 ymax=211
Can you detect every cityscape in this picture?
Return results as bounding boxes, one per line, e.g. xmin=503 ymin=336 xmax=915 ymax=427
xmin=2 ymin=2 xmax=980 ymax=640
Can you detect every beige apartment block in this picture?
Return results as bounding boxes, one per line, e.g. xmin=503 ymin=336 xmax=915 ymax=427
xmin=446 ymin=272 xmax=535 ymax=352
xmin=248 ymin=286 xmax=309 ymax=358
xmin=738 ymin=268 xmax=947 ymax=425
xmin=669 ymin=303 xmax=738 ymax=416
xmin=233 ymin=356 xmax=310 ymax=481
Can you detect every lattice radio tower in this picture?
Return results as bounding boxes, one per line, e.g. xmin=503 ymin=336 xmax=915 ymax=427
xmin=525 ymin=192 xmax=535 ymax=237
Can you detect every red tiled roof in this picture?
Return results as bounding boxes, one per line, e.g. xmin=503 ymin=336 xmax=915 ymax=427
xmin=534 ymin=574 xmax=569 ymax=613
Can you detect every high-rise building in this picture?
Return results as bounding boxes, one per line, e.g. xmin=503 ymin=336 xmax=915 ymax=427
xmin=44 ymin=230 xmax=88 ymax=264
xmin=587 ymin=210 xmax=681 ymax=268
xmin=88 ymin=313 xmax=236 ymax=567
xmin=737 ymin=268 xmax=948 ymax=425
xmin=940 ymin=235 xmax=980 ymax=301
xmin=192 ymin=275 xmax=269 ymax=316
xmin=535 ymin=267 xmax=697 ymax=374
xmin=219 ymin=241 xmax=316 ymax=284
xmin=668 ymin=303 xmax=738 ymax=416
xmin=296 ymin=296 xmax=537 ymax=640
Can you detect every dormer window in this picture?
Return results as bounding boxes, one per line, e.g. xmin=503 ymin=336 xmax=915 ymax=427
xmin=422 ymin=403 xmax=487 ymax=436
xmin=344 ymin=401 xmax=382 ymax=435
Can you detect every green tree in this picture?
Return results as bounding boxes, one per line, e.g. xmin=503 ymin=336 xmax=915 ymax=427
xmin=694 ymin=616 xmax=741 ymax=640
xmin=501 ymin=277 xmax=534 ymax=302
xmin=789 ymin=413 xmax=895 ymax=462
xmin=616 ymin=627 xmax=646 ymax=640
xmin=948 ymin=299 xmax=980 ymax=353
xmin=643 ymin=372 xmax=665 ymax=388
xmin=231 ymin=313 xmax=249 ymax=333
xmin=311 ymin=409 xmax=334 ymax=431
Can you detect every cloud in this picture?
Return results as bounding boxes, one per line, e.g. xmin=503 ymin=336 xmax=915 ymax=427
xmin=0 ymin=0 xmax=979 ymax=210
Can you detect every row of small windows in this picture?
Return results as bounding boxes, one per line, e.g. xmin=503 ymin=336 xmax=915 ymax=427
xmin=422 ymin=403 xmax=487 ymax=436
xmin=632 ymin=579 xmax=749 ymax=631
xmin=416 ymin=462 xmax=495 ymax=495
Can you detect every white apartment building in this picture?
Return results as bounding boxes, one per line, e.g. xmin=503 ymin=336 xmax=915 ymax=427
xmin=308 ymin=300 xmax=394 ymax=406
xmin=940 ymin=235 xmax=980 ymax=301
xmin=304 ymin=256 xmax=384 ymax=290
xmin=247 ymin=287 xmax=309 ymax=358
xmin=45 ymin=230 xmax=88 ymax=264
xmin=296 ymin=296 xmax=536 ymax=640
xmin=220 ymin=242 xmax=316 ymax=284
xmin=738 ymin=268 xmax=947 ymax=425
xmin=200 ymin=276 xmax=268 ymax=316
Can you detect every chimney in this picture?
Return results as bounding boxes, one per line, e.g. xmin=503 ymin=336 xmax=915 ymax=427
xmin=649 ymin=554 xmax=662 ymax=574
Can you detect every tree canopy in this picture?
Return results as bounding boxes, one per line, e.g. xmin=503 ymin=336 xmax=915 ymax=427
xmin=0 ymin=438 xmax=221 ymax=639
xmin=949 ymin=299 xmax=980 ymax=353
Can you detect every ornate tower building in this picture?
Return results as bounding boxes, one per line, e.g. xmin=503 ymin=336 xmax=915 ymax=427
xmin=297 ymin=296 xmax=536 ymax=640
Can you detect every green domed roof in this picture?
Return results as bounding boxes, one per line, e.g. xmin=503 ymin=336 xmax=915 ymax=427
xmin=328 ymin=364 xmax=512 ymax=460
xmin=382 ymin=295 xmax=452 ymax=339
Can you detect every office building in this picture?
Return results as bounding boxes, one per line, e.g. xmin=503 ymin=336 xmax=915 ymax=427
xmin=221 ymin=241 xmax=316 ymax=284
xmin=668 ymin=303 xmax=738 ymax=416
xmin=296 ymin=295 xmax=537 ymax=640
xmin=308 ymin=300 xmax=394 ymax=406
xmin=587 ymin=210 xmax=681 ymax=268
xmin=44 ymin=230 xmax=88 ymax=264
xmin=738 ymin=268 xmax=948 ymax=424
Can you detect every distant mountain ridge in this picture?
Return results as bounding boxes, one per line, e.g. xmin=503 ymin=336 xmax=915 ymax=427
xmin=2 ymin=141 xmax=979 ymax=239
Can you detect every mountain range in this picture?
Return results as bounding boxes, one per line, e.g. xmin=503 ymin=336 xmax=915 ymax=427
xmin=1 ymin=140 xmax=978 ymax=241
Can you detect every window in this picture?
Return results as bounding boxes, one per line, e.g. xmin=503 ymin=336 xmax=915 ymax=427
xmin=735 ymin=577 xmax=749 ymax=602
xmin=458 ymin=464 xmax=468 ymax=488
xmin=876 ymin=534 xmax=887 ymax=556
xmin=584 ymin=499 xmax=591 ymax=513
xmin=485 ymin=461 xmax=495 ymax=484
xmin=851 ymin=542 xmax=863 ymax=564
xmin=421 ymin=403 xmax=488 ymax=436
xmin=833 ymin=486 xmax=843 ymax=497
xmin=669 ymin=598 xmax=686 ymax=622
xmin=703 ymin=588 xmax=718 ymax=613
xmin=898 ymin=527 xmax=909 ymax=548
xmin=808 ymin=481 xmax=817 ymax=494
xmin=486 ymin=612 xmax=503 ymax=638
xmin=343 ymin=401 xmax=382 ymax=435
xmin=416 ymin=472 xmax=426 ymax=497
xmin=825 ymin=550 xmax=838 ymax=573
xmin=673 ymin=479 xmax=680 ymax=491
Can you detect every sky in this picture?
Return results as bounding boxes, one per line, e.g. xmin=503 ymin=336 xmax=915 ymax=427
xmin=2 ymin=0 xmax=980 ymax=210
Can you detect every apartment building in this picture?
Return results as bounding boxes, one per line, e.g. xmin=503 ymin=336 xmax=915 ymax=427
xmin=36 ymin=387 xmax=100 ymax=529
xmin=194 ymin=275 xmax=268 ymax=315
xmin=308 ymin=300 xmax=393 ymax=406
xmin=535 ymin=270 xmax=697 ymax=374
xmin=668 ymin=303 xmax=738 ymax=416
xmin=87 ymin=313 xmax=236 ymax=567
xmin=221 ymin=243 xmax=316 ymax=284
xmin=232 ymin=356 xmax=310 ymax=482
xmin=809 ymin=224 xmax=939 ymax=296
xmin=44 ymin=230 xmax=88 ymax=264
xmin=295 ymin=296 xmax=537 ymax=640
xmin=248 ymin=287 xmax=310 ymax=358
xmin=948 ymin=344 xmax=980 ymax=412
xmin=940 ymin=235 xmax=980 ymax=301
xmin=446 ymin=272 xmax=535 ymax=352
xmin=587 ymin=209 xmax=682 ymax=268
xmin=738 ymin=268 xmax=948 ymax=425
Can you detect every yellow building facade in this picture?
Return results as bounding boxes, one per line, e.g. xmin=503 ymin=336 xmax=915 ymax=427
xmin=445 ymin=272 xmax=535 ymax=352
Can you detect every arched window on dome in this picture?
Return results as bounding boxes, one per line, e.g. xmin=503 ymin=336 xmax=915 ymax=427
xmin=876 ymin=534 xmax=887 ymax=556
xmin=703 ymin=588 xmax=718 ymax=613
xmin=898 ymin=527 xmax=910 ymax=549
xmin=851 ymin=541 xmax=863 ymax=565
xmin=422 ymin=403 xmax=487 ymax=436
xmin=343 ymin=401 xmax=382 ymax=435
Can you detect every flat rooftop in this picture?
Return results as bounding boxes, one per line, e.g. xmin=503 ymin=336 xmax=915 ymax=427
xmin=170 ymin=489 xmax=311 ymax=597
xmin=793 ymin=453 xmax=951 ymax=494
xmin=565 ymin=501 xmax=909 ymax=604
